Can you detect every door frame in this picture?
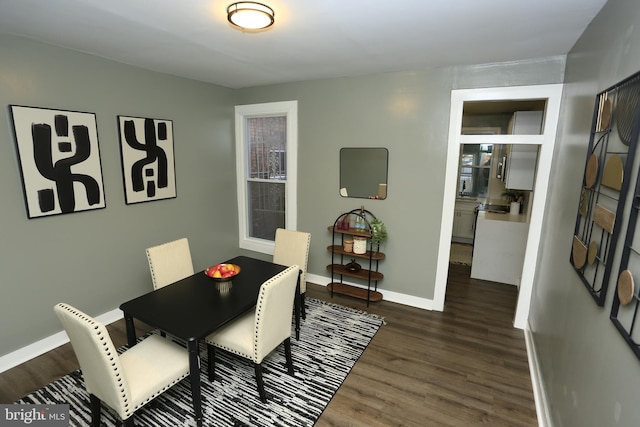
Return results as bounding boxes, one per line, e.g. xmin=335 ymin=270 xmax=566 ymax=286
xmin=433 ymin=84 xmax=563 ymax=329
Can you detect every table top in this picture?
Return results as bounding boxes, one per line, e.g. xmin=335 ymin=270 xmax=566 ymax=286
xmin=120 ymin=256 xmax=288 ymax=342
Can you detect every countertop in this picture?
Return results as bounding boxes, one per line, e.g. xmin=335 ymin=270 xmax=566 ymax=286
xmin=472 ymin=212 xmax=529 ymax=285
xmin=478 ymin=210 xmax=529 ymax=224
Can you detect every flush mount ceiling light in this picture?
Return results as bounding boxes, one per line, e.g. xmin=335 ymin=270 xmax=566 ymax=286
xmin=227 ymin=2 xmax=275 ymax=30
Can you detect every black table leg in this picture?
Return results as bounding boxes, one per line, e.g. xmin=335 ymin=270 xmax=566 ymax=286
xmin=124 ymin=314 xmax=136 ymax=347
xmin=294 ymin=270 xmax=301 ymax=340
xmin=187 ymin=340 xmax=203 ymax=427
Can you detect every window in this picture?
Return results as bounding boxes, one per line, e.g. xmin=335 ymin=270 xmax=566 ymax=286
xmin=458 ymin=144 xmax=492 ymax=197
xmin=235 ymin=101 xmax=298 ymax=254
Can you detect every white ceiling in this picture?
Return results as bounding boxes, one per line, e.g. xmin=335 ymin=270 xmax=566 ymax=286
xmin=0 ymin=0 xmax=607 ymax=89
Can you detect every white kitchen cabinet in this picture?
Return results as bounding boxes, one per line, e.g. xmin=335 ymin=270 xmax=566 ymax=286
xmin=505 ymin=144 xmax=538 ymax=190
xmin=452 ymin=201 xmax=477 ymax=242
xmin=505 ymin=111 xmax=543 ymax=191
xmin=508 ymin=110 xmax=544 ymax=135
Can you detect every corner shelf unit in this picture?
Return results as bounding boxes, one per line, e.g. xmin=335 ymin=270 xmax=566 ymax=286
xmin=326 ymin=209 xmax=385 ymax=306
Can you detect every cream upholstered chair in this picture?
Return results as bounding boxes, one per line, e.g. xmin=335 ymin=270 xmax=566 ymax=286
xmin=146 ymin=237 xmax=194 ymax=289
xmin=205 ymin=265 xmax=300 ymax=403
xmin=54 ymin=303 xmax=190 ymax=427
xmin=273 ymin=228 xmax=311 ymax=319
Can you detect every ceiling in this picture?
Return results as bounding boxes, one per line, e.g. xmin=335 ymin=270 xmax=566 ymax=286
xmin=0 ymin=0 xmax=607 ymax=89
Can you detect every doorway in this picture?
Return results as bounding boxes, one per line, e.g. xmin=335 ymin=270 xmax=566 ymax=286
xmin=434 ymin=84 xmax=563 ymax=329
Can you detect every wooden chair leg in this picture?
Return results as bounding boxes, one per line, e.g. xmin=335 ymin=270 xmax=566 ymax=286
xmin=284 ymin=338 xmax=294 ymax=376
xmin=254 ymin=363 xmax=267 ymax=403
xmin=207 ymin=344 xmax=216 ymax=382
xmin=123 ymin=416 xmax=135 ymax=427
xmin=301 ymin=292 xmax=306 ymax=320
xmin=89 ymin=394 xmax=101 ymax=427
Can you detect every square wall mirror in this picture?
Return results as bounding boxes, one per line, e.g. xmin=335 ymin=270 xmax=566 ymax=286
xmin=339 ymin=147 xmax=388 ymax=199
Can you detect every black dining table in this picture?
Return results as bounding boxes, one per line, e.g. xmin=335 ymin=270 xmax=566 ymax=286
xmin=119 ymin=255 xmax=298 ymax=427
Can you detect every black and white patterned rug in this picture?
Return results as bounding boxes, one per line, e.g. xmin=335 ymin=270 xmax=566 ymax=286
xmin=18 ymin=298 xmax=384 ymax=426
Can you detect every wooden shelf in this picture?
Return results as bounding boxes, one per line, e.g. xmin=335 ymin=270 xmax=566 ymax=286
xmin=328 ymin=209 xmax=384 ymax=305
xmin=326 ymin=264 xmax=383 ymax=281
xmin=327 ymin=283 xmax=383 ymax=302
xmin=327 ymin=226 xmax=371 ymax=238
xmin=327 ymin=245 xmax=385 ymax=260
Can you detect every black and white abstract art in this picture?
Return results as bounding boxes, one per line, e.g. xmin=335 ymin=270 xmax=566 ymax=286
xmin=9 ymin=105 xmax=106 ymax=219
xmin=117 ymin=116 xmax=176 ymax=204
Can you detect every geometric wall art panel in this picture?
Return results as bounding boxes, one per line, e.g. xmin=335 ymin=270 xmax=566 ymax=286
xmin=570 ymin=72 xmax=640 ymax=306
xmin=610 ymin=73 xmax=640 ymax=361
xmin=9 ymin=105 xmax=106 ymax=218
xmin=117 ymin=115 xmax=176 ymax=204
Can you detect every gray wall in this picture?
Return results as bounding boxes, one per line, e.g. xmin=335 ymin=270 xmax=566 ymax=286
xmin=0 ymin=33 xmax=566 ymax=357
xmin=530 ymin=0 xmax=640 ymax=426
xmin=0 ymin=35 xmax=236 ymax=355
xmin=235 ymin=60 xmax=565 ymax=300
xmin=5 ymin=6 xmax=639 ymax=424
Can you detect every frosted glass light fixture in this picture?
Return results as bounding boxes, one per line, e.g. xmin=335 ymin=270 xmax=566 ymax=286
xmin=227 ymin=2 xmax=275 ymax=30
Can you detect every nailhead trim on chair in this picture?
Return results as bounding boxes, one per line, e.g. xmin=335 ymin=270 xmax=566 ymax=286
xmin=302 ymin=233 xmax=310 ymax=288
xmin=206 ymin=266 xmax=298 ymax=403
xmin=208 ymin=266 xmax=298 ymax=362
xmin=147 ymin=250 xmax=159 ymax=290
xmin=57 ymin=304 xmax=189 ymax=423
xmin=57 ymin=304 xmax=133 ymax=417
xmin=145 ymin=238 xmax=192 ymax=291
xmin=57 ymin=303 xmax=188 ymax=427
xmin=253 ymin=266 xmax=297 ymax=361
xmin=274 ymin=229 xmax=311 ymax=293
xmin=146 ymin=242 xmax=166 ymax=291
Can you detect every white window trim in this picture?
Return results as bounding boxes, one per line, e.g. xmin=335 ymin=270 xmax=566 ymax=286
xmin=235 ymin=100 xmax=298 ymax=255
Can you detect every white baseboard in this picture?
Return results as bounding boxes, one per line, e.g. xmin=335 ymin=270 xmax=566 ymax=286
xmin=3 ymin=270 xmax=542 ymax=427
xmin=2 ymin=277 xmax=433 ymax=375
xmin=524 ymin=326 xmax=552 ymax=427
xmin=0 ymin=308 xmax=123 ymax=374
xmin=306 ymin=273 xmax=433 ymax=310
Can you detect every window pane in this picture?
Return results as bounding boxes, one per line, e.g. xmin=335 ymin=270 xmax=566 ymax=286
xmin=247 ymin=116 xmax=287 ymax=180
xmin=247 ymin=181 xmax=285 ymax=240
xmin=461 ymin=154 xmax=474 ymax=166
xmin=459 ymin=144 xmax=492 ymax=197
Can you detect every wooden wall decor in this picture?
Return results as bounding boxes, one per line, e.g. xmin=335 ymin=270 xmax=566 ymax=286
xmin=610 ymin=141 xmax=640 ymax=360
xmin=570 ymin=71 xmax=640 ymax=306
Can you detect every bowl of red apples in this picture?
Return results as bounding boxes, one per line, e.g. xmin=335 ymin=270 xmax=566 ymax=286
xmin=205 ymin=263 xmax=241 ymax=282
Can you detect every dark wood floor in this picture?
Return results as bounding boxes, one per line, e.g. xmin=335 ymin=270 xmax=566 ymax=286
xmin=0 ymin=264 xmax=537 ymax=426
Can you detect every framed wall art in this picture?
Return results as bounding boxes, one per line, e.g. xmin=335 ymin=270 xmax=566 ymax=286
xmin=9 ymin=105 xmax=106 ymax=219
xmin=570 ymin=71 xmax=640 ymax=306
xmin=117 ymin=115 xmax=176 ymax=204
xmin=610 ymin=149 xmax=640 ymax=361
xmin=609 ymin=71 xmax=640 ymax=361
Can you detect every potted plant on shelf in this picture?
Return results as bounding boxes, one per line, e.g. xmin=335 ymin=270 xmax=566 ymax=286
xmin=370 ymin=218 xmax=387 ymax=251
xmin=502 ymin=190 xmax=523 ymax=215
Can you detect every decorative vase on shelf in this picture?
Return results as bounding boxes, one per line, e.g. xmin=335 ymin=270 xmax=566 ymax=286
xmin=510 ymin=202 xmax=520 ymax=215
xmin=345 ymin=259 xmax=361 ymax=272
xmin=353 ymin=237 xmax=367 ymax=254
